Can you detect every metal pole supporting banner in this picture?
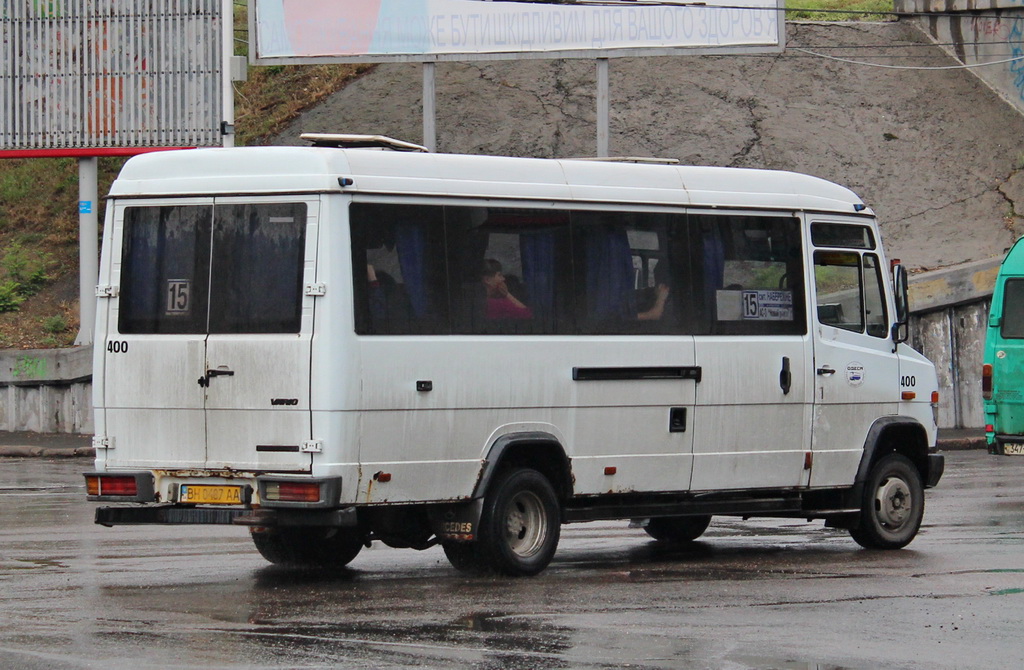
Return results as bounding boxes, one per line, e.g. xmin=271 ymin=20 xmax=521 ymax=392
xmin=423 ymin=62 xmax=437 ymax=152
xmin=75 ymin=157 xmax=98 ymax=346
xmin=597 ymin=58 xmax=609 ymax=158
xmin=222 ymin=0 xmax=235 ymax=148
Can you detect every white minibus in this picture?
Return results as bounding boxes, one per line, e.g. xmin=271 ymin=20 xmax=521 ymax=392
xmin=86 ymin=135 xmax=944 ymax=576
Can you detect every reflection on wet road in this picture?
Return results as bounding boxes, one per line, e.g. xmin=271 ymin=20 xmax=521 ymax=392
xmin=1 ymin=451 xmax=1023 ymax=669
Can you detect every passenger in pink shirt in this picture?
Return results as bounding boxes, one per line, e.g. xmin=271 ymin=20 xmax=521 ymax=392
xmin=481 ymin=259 xmax=533 ymax=320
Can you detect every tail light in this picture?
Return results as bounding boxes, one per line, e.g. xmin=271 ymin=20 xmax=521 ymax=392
xmin=84 ymin=472 xmax=154 ymax=501
xmin=256 ymin=476 xmax=342 ymax=509
xmin=983 ymin=364 xmax=993 ymax=400
xmin=263 ymin=481 xmax=321 ymax=503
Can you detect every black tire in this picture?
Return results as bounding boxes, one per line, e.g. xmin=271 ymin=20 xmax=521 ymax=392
xmin=644 ymin=515 xmax=712 ymax=543
xmin=472 ymin=467 xmax=561 ymax=577
xmin=441 ymin=540 xmax=485 ymax=573
xmin=849 ymin=453 xmax=924 ymax=550
xmin=250 ymin=527 xmax=364 ymax=567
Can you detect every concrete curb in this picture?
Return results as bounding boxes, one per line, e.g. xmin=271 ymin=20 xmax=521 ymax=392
xmin=0 ymin=445 xmax=95 ymax=458
xmin=938 ymin=437 xmax=987 ymax=451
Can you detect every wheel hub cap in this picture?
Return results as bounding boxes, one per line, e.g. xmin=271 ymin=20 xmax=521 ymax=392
xmin=504 ymin=491 xmax=545 ymax=557
xmin=876 ymin=476 xmax=912 ymax=529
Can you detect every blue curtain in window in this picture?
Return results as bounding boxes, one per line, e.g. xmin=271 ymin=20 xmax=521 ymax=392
xmin=703 ymin=225 xmax=725 ymax=303
xmin=520 ymin=232 xmax=555 ymax=321
xmin=395 ymin=223 xmax=428 ymax=317
xmin=585 ymin=228 xmax=635 ymax=320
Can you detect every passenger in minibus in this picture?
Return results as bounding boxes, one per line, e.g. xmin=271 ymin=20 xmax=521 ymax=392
xmin=637 ymin=263 xmax=671 ymax=321
xmin=481 ymin=259 xmax=533 ymax=319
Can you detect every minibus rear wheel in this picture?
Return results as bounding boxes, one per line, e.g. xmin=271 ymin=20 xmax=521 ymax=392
xmin=250 ymin=527 xmax=364 ymax=567
xmin=644 ymin=515 xmax=712 ymax=543
xmin=475 ymin=467 xmax=561 ymax=577
xmin=849 ymin=453 xmax=924 ymax=550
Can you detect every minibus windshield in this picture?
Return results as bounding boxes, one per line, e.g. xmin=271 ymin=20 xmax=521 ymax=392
xmin=1001 ymin=278 xmax=1024 ymax=339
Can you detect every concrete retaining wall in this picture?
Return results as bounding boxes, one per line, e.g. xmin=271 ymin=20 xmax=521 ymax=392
xmin=0 ymin=346 xmax=93 ymax=434
xmin=909 ymin=258 xmax=1000 ymax=429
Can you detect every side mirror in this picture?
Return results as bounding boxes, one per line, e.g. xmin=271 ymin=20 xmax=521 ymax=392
xmin=891 ymin=264 xmax=909 ymax=344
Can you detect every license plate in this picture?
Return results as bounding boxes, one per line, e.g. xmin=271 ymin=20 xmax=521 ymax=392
xmin=180 ymin=484 xmax=243 ymax=504
xmin=1003 ymin=443 xmax=1024 ymax=455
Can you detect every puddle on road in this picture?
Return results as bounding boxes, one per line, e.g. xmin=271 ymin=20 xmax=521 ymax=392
xmin=4 ymin=557 xmax=69 ymax=570
xmin=727 ymin=658 xmax=855 ymax=670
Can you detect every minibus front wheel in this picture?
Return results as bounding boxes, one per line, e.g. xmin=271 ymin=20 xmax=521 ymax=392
xmin=848 ymin=453 xmax=924 ymax=550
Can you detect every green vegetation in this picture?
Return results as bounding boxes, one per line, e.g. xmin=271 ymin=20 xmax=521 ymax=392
xmin=787 ymin=0 xmax=896 ymax=22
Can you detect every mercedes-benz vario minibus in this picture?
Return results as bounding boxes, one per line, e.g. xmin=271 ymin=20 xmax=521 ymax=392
xmin=85 ymin=135 xmax=944 ymax=576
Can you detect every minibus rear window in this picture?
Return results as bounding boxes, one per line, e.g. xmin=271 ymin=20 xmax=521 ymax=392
xmin=210 ymin=203 xmax=306 ymax=334
xmin=118 ymin=203 xmax=306 ymax=335
xmin=119 ymin=205 xmax=212 ymax=334
xmin=1001 ymin=279 xmax=1024 ymax=339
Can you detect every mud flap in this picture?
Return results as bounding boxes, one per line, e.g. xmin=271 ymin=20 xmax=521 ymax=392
xmin=428 ymin=499 xmax=484 ymax=543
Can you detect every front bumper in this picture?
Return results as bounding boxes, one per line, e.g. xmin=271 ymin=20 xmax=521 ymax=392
xmin=926 ymin=452 xmax=945 ymax=488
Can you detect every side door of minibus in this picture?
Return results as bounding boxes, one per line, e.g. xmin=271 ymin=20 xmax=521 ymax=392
xmin=203 ymin=197 xmax=319 ymax=472
xmin=808 ymin=218 xmax=900 ymax=486
xmin=688 ymin=212 xmax=814 ymax=492
xmin=102 ymin=199 xmax=213 ymax=469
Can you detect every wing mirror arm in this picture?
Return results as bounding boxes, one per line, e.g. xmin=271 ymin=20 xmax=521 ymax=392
xmin=891 ymin=263 xmax=910 ymax=351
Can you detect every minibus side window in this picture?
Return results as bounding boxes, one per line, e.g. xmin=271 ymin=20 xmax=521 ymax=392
xmin=810 ymin=223 xmax=875 ymax=249
xmin=813 ymin=250 xmax=864 ymax=333
xmin=1001 ymin=279 xmax=1024 ymax=339
xmin=863 ymin=254 xmax=888 ymax=338
xmin=209 ymin=203 xmax=307 ymax=334
xmin=119 ymin=205 xmax=212 ymax=334
xmin=570 ymin=211 xmax=689 ymax=335
xmin=692 ymin=214 xmax=806 ymax=336
xmin=812 ymin=250 xmax=888 ymax=339
xmin=351 ymin=203 xmax=449 ymax=335
xmin=446 ymin=206 xmax=572 ymax=335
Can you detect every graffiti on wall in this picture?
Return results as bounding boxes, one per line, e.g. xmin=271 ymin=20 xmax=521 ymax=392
xmin=967 ymin=15 xmax=1024 ymax=105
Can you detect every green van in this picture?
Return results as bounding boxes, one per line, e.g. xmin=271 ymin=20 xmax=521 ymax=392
xmin=984 ymin=237 xmax=1024 ymax=454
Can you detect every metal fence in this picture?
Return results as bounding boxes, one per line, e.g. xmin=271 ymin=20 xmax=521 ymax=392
xmin=1 ymin=0 xmax=223 ymax=150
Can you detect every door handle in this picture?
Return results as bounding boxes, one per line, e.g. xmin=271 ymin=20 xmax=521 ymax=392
xmin=817 ymin=366 xmax=836 ymax=376
xmin=779 ymin=357 xmax=792 ymax=395
xmin=198 ymin=368 xmax=234 ymax=387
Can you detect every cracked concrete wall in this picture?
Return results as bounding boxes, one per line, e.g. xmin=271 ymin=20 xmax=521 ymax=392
xmin=276 ymin=21 xmax=1024 ymax=273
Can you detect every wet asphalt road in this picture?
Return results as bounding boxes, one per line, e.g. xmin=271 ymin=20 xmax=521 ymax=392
xmin=1 ymin=451 xmax=1022 ymax=670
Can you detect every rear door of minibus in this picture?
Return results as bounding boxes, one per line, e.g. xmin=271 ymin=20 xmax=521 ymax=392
xmin=102 ymin=199 xmax=211 ymax=469
xmin=100 ymin=198 xmax=318 ymax=472
xmin=203 ymin=197 xmax=319 ymax=471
